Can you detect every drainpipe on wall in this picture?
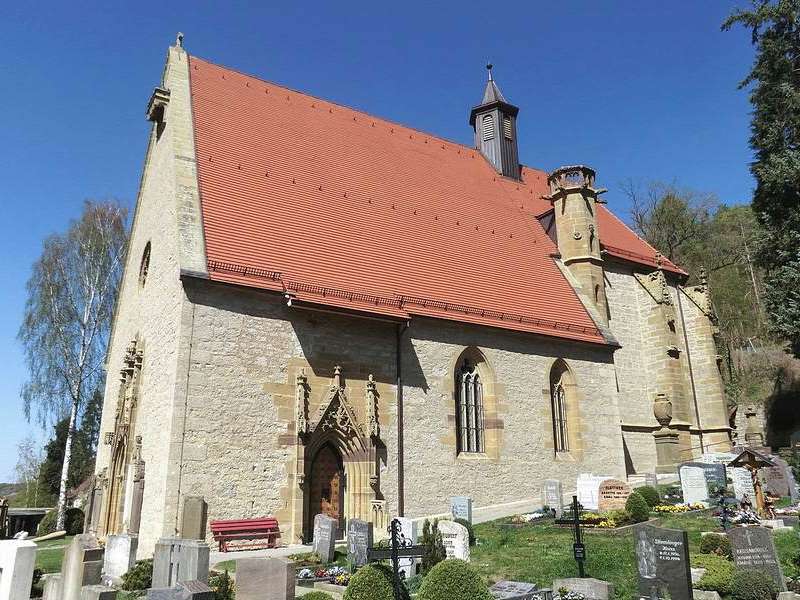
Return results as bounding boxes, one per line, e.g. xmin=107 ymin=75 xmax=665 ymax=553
xmin=396 ymin=321 xmax=410 ymax=517
xmin=677 ymin=287 xmax=705 ymax=455
xmin=175 ymin=302 xmax=197 ymax=532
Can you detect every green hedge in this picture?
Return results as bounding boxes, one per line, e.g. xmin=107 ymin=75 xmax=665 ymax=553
xmin=64 ymin=508 xmax=84 ymax=535
xmin=693 ymin=553 xmax=735 ymax=596
xmin=625 ymin=492 xmax=650 ymax=523
xmin=453 ymin=518 xmax=476 ymax=546
xmin=417 ymin=559 xmax=493 ymax=600
xmin=121 ymin=559 xmax=153 ymax=591
xmin=637 ymin=486 xmax=660 ymax=508
xmin=302 ymin=593 xmax=334 ymax=600
xmin=730 ymin=570 xmax=778 ymax=600
xmin=36 ymin=510 xmax=58 ymax=536
xmin=699 ymin=533 xmax=732 ymax=559
xmin=344 ymin=564 xmax=401 ymax=600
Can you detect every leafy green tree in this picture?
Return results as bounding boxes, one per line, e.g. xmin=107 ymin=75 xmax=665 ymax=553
xmin=17 ymin=200 xmax=127 ymax=527
xmin=724 ymin=1 xmax=800 ymax=356
xmin=39 ymin=417 xmax=95 ymax=498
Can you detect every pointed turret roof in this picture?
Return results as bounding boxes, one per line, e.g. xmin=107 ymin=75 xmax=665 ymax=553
xmin=469 ymin=63 xmax=518 ymax=126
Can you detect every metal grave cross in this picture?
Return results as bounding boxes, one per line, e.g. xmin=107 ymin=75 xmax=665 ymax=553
xmin=554 ymin=495 xmax=592 ymax=578
xmin=367 ymin=518 xmax=426 ymax=600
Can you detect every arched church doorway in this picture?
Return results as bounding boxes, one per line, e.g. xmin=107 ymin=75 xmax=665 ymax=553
xmin=308 ymin=444 xmax=345 ymax=537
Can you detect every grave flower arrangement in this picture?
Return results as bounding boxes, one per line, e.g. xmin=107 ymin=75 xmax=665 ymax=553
xmin=556 ymin=587 xmax=586 ymax=600
xmin=297 ymin=565 xmax=351 ymax=584
xmin=775 ymin=503 xmax=800 ymax=516
xmin=728 ymin=509 xmax=760 ymax=525
xmin=653 ymin=503 xmax=705 ymax=513
xmin=510 ymin=511 xmax=549 ymax=523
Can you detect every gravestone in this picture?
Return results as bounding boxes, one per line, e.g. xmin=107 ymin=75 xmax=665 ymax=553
xmin=42 ymin=574 xmax=63 ymax=600
xmin=678 ymin=465 xmax=709 ymax=504
xmin=542 ymin=480 xmax=564 ymax=517
xmin=681 ymin=462 xmax=727 ymax=491
xmin=729 ymin=467 xmax=756 ymax=500
xmin=644 ymin=473 xmax=659 ymax=487
xmin=152 ymin=538 xmax=210 ymax=588
xmin=552 ymin=577 xmax=613 ymax=600
xmin=729 ymin=526 xmax=786 ymax=591
xmin=346 ymin=519 xmax=372 ymax=568
xmin=235 ymin=557 xmax=295 ymax=600
xmin=80 ymin=584 xmax=118 ymax=600
xmin=396 ymin=516 xmax=419 ymax=579
xmin=634 ymin=524 xmax=692 ymax=600
xmin=437 ymin=519 xmax=469 ymax=562
xmin=597 ymin=479 xmax=632 ymax=511
xmin=102 ymin=534 xmax=138 ymax=586
xmin=180 ymin=497 xmax=208 ymax=540
xmin=147 ymin=580 xmax=214 ymax=600
xmin=0 ymin=539 xmax=37 ymax=600
xmin=312 ymin=514 xmax=337 ymax=564
xmin=576 ymin=474 xmax=612 ymax=510
xmin=62 ymin=534 xmax=104 ymax=600
xmin=701 ymin=452 xmax=738 ymax=465
xmin=489 ymin=580 xmax=539 ymax=599
xmin=450 ymin=496 xmax=473 ymax=524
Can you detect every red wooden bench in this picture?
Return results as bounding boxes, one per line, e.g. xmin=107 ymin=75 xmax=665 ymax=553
xmin=210 ymin=517 xmax=282 ymax=552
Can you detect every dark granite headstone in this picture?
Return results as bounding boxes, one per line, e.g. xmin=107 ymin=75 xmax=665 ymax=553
xmin=489 ymin=580 xmax=539 ymax=599
xmin=635 ymin=525 xmax=692 ymax=600
xmin=729 ymin=526 xmax=786 ymax=591
xmin=312 ymin=514 xmax=337 ymax=564
xmin=346 ymin=519 xmax=372 ymax=567
xmin=680 ymin=462 xmax=726 ymax=490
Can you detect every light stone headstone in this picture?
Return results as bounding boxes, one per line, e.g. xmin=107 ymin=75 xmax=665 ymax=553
xmin=701 ymin=452 xmax=738 ymax=465
xmin=62 ymin=534 xmax=104 ymax=600
xmin=489 ymin=580 xmax=539 ymax=599
xmin=80 ymin=584 xmax=118 ymax=600
xmin=42 ymin=574 xmax=63 ymax=600
xmin=634 ymin=524 xmax=692 ymax=600
xmin=450 ymin=496 xmax=473 ymax=524
xmin=312 ymin=514 xmax=337 ymax=564
xmin=235 ymin=557 xmax=295 ymax=600
xmin=551 ymin=577 xmax=613 ymax=600
xmin=729 ymin=526 xmax=786 ymax=591
xmin=729 ymin=467 xmax=756 ymax=500
xmin=0 ymin=539 xmax=37 ymax=600
xmin=678 ymin=465 xmax=708 ymax=505
xmin=152 ymin=538 xmax=210 ymax=588
xmin=180 ymin=497 xmax=208 ymax=541
xmin=346 ymin=519 xmax=372 ymax=568
xmin=681 ymin=462 xmax=727 ymax=491
xmin=576 ymin=474 xmax=612 ymax=510
xmin=542 ymin=480 xmax=563 ymax=517
xmin=102 ymin=534 xmax=138 ymax=587
xmin=396 ymin=517 xmax=419 ymax=579
xmin=597 ymin=479 xmax=632 ymax=511
xmin=437 ymin=519 xmax=469 ymax=562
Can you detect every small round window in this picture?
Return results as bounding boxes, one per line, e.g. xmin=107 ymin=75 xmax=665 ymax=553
xmin=139 ymin=242 xmax=151 ymax=287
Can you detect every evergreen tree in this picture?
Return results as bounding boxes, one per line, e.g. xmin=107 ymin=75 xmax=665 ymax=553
xmin=724 ymin=1 xmax=800 ymax=356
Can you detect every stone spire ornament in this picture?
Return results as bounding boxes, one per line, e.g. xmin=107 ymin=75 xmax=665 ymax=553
xmin=175 ymin=32 xmax=184 ymax=48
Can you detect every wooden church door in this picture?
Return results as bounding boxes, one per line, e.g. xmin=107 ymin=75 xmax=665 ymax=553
xmin=309 ymin=445 xmax=345 ymax=535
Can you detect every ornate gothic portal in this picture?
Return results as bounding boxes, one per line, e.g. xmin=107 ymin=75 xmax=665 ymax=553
xmin=293 ymin=366 xmax=384 ymax=542
xmin=94 ymin=339 xmax=146 ymax=538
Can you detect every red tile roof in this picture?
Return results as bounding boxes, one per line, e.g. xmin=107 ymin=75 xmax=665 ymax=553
xmin=187 ymin=56 xmax=679 ymax=345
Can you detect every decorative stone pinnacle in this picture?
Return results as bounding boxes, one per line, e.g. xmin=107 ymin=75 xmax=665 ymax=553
xmin=176 ymin=32 xmax=184 ymax=48
xmin=699 ymin=266 xmax=708 ymax=287
xmin=333 ymin=365 xmax=342 ymax=388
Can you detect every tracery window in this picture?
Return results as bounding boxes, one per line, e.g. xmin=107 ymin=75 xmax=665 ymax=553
xmin=550 ymin=360 xmax=574 ymax=454
xmin=456 ymin=359 xmax=484 ymax=454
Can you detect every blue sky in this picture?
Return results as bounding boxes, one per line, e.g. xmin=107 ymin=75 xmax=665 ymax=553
xmin=0 ymin=1 xmax=755 ymax=481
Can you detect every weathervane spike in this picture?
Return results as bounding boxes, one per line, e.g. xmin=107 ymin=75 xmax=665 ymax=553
xmin=486 ymin=62 xmax=494 ymax=81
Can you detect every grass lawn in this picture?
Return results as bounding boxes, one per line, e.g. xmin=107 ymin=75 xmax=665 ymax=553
xmin=471 ymin=513 xmax=799 ymax=599
xmin=35 ymin=535 xmax=74 ymax=574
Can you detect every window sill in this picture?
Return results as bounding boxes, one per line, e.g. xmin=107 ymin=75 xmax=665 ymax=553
xmin=554 ymin=451 xmax=578 ymax=463
xmin=456 ymin=452 xmax=490 ymax=461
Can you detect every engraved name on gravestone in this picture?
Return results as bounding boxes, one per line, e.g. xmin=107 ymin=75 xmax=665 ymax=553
xmin=346 ymin=519 xmax=372 ymax=568
xmin=597 ymin=479 xmax=632 ymax=512
xmin=543 ymin=480 xmax=564 ymax=518
xmin=679 ymin=466 xmax=709 ymax=505
xmin=729 ymin=526 xmax=786 ymax=591
xmin=312 ymin=514 xmax=337 ymax=564
xmin=681 ymin=462 xmax=726 ymax=490
xmin=762 ymin=461 xmax=791 ymax=498
xmin=635 ymin=525 xmax=692 ymax=600
xmin=450 ymin=496 xmax=473 ymax=524
xmin=729 ymin=467 xmax=756 ymax=501
xmin=577 ymin=474 xmax=612 ymax=511
xmin=489 ymin=580 xmax=539 ymax=600
xmin=437 ymin=519 xmax=469 ymax=562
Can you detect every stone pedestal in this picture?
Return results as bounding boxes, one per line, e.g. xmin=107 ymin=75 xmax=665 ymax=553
xmin=102 ymin=534 xmax=138 ymax=586
xmin=152 ymin=537 xmax=210 ymax=588
xmin=235 ymin=557 xmax=295 ymax=600
xmin=180 ymin=497 xmax=208 ymax=540
xmin=0 ymin=539 xmax=37 ymax=600
xmin=62 ymin=534 xmax=105 ymax=600
xmin=654 ymin=427 xmax=681 ymax=473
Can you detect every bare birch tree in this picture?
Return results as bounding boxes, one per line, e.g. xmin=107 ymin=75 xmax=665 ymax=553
xmin=18 ymin=201 xmax=127 ymax=528
xmin=15 ymin=436 xmax=43 ymax=507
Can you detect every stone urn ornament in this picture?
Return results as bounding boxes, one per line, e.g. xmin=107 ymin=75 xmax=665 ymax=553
xmin=653 ymin=393 xmax=673 ymax=428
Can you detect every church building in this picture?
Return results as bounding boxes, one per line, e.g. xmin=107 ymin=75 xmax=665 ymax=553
xmin=91 ymin=37 xmax=731 ymax=555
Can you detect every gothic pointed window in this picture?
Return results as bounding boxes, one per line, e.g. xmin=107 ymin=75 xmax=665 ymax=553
xmin=550 ymin=360 xmax=574 ymax=454
xmin=456 ymin=359 xmax=484 ymax=454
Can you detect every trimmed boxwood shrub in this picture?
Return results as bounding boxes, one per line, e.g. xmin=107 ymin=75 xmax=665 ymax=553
xmin=344 ymin=564 xmax=402 ymax=600
xmin=693 ymin=553 xmax=735 ymax=596
xmin=36 ymin=510 xmax=58 ymax=536
xmin=699 ymin=533 xmax=732 ymax=559
xmin=417 ymin=559 xmax=493 ymax=600
xmin=208 ymin=570 xmax=235 ymax=600
xmin=637 ymin=485 xmax=660 ymax=508
xmin=64 ymin=508 xmax=84 ymax=535
xmin=625 ymin=491 xmax=650 ymax=523
xmin=121 ymin=559 xmax=153 ymax=591
xmin=730 ymin=570 xmax=778 ymax=600
xmin=303 ymin=593 xmax=334 ymax=600
xmin=453 ymin=518 xmax=476 ymax=546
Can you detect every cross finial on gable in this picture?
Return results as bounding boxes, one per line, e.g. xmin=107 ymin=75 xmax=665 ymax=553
xmin=333 ymin=365 xmax=342 ymax=389
xmin=176 ymin=32 xmax=184 ymax=48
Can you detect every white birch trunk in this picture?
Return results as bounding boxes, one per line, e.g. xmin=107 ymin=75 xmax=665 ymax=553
xmin=57 ymin=398 xmax=79 ymax=529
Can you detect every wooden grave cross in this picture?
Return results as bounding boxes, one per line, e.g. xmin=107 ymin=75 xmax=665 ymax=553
xmin=555 ymin=495 xmax=593 ymax=578
xmin=368 ymin=518 xmax=426 ymax=600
